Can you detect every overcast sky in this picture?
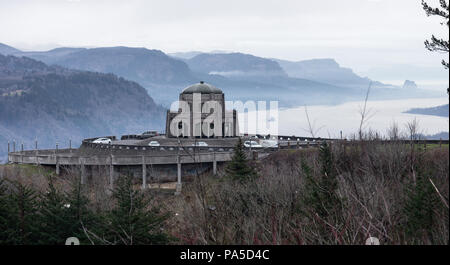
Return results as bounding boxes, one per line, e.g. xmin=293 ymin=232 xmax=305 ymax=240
xmin=0 ymin=0 xmax=448 ymax=85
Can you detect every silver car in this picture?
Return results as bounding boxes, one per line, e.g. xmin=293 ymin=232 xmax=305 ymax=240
xmin=92 ymin=138 xmax=111 ymax=144
xmin=148 ymin=141 xmax=160 ymax=146
xmin=244 ymin=141 xmax=262 ymax=148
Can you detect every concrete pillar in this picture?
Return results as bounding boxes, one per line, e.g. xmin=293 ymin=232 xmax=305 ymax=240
xmin=13 ymin=141 xmax=15 ymax=152
xmin=109 ymin=155 xmax=114 ymax=190
xmin=142 ymin=156 xmax=147 ymax=189
xmin=175 ymin=155 xmax=182 ymax=195
xmin=56 ymin=160 xmax=60 ymax=175
xmin=80 ymin=158 xmax=86 ymax=184
xmin=35 ymin=140 xmax=39 ymax=165
xmin=7 ymin=142 xmax=10 ymax=153
xmin=213 ymin=152 xmax=217 ymax=175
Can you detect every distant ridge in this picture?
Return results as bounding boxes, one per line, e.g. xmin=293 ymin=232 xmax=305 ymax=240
xmin=404 ymin=104 xmax=449 ymax=117
xmin=0 ymin=43 xmax=21 ymax=55
xmin=0 ymin=43 xmax=441 ymax=106
xmin=186 ymin=52 xmax=288 ymax=78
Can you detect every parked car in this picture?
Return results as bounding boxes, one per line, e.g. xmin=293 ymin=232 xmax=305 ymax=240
xmin=244 ymin=141 xmax=262 ymax=148
xmin=148 ymin=141 xmax=160 ymax=146
xmin=92 ymin=138 xmax=111 ymax=144
xmin=192 ymin=142 xmax=208 ymax=147
xmin=260 ymin=140 xmax=278 ymax=148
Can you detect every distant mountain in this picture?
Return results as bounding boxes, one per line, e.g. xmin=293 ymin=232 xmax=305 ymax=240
xmin=404 ymin=104 xmax=449 ymax=117
xmin=424 ymin=131 xmax=449 ymax=140
xmin=3 ymin=45 xmax=198 ymax=105
xmin=402 ymin=80 xmax=418 ymax=90
xmin=48 ymin=47 xmax=196 ymax=84
xmin=186 ymin=53 xmax=288 ymax=78
xmin=169 ymin=51 xmax=204 ymax=60
xmin=0 ymin=54 xmax=165 ymax=161
xmin=16 ymin=47 xmax=86 ymax=65
xmin=274 ymin=58 xmax=390 ymax=89
xmin=169 ymin=50 xmax=235 ymax=60
xmin=1 ymin=43 xmax=442 ymax=107
xmin=0 ymin=43 xmax=21 ymax=55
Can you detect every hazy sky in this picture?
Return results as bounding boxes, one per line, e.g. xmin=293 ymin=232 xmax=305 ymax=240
xmin=0 ymin=0 xmax=448 ymax=85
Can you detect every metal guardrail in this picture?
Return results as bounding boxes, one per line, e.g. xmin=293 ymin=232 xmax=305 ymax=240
xmin=80 ymin=140 xmax=323 ymax=154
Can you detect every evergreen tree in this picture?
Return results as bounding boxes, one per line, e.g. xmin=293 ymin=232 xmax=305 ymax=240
xmin=299 ymin=143 xmax=344 ymax=243
xmin=38 ymin=175 xmax=72 ymax=244
xmin=8 ymin=181 xmax=40 ymax=245
xmin=422 ymin=0 xmax=449 ymax=93
xmin=301 ymin=143 xmax=343 ymax=220
xmin=299 ymin=160 xmax=321 ymax=215
xmin=103 ymin=175 xmax=170 ymax=245
xmin=318 ymin=142 xmax=341 ymax=218
xmin=403 ymin=174 xmax=439 ymax=243
xmin=64 ymin=176 xmax=96 ymax=244
xmin=226 ymin=138 xmax=257 ymax=183
xmin=0 ymin=179 xmax=15 ymax=244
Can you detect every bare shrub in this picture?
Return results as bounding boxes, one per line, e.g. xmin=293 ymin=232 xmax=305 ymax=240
xmin=173 ymin=140 xmax=449 ymax=245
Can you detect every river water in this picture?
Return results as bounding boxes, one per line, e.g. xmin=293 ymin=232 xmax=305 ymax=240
xmin=238 ymin=97 xmax=449 ymax=138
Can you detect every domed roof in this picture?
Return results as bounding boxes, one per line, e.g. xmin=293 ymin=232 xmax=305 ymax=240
xmin=181 ymin=81 xmax=222 ymax=94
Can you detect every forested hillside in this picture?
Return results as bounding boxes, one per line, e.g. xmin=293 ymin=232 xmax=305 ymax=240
xmin=0 ymin=54 xmax=165 ymax=162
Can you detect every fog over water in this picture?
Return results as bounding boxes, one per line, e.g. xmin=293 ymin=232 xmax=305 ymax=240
xmin=239 ymin=97 xmax=449 ymax=138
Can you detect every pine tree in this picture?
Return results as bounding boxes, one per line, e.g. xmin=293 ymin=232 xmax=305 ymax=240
xmin=299 ymin=143 xmax=344 ymax=243
xmin=422 ymin=0 xmax=449 ymax=93
xmin=38 ymin=175 xmax=72 ymax=244
xmin=301 ymin=143 xmax=343 ymax=220
xmin=318 ymin=142 xmax=341 ymax=218
xmin=299 ymin=160 xmax=321 ymax=215
xmin=0 ymin=179 xmax=15 ymax=244
xmin=63 ymin=176 xmax=97 ymax=244
xmin=403 ymin=174 xmax=439 ymax=243
xmin=8 ymin=181 xmax=40 ymax=245
xmin=226 ymin=138 xmax=257 ymax=183
xmin=104 ymin=175 xmax=170 ymax=245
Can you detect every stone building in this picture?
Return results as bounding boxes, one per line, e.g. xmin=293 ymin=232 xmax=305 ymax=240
xmin=165 ymin=81 xmax=239 ymax=138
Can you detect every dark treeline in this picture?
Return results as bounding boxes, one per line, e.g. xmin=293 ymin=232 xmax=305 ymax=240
xmin=0 ymin=172 xmax=171 ymax=245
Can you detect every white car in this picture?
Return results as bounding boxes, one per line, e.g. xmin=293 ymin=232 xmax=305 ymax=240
xmin=260 ymin=140 xmax=278 ymax=148
xmin=92 ymin=138 xmax=111 ymax=144
xmin=148 ymin=141 xmax=160 ymax=146
xmin=244 ymin=141 xmax=262 ymax=148
xmin=192 ymin=141 xmax=208 ymax=147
